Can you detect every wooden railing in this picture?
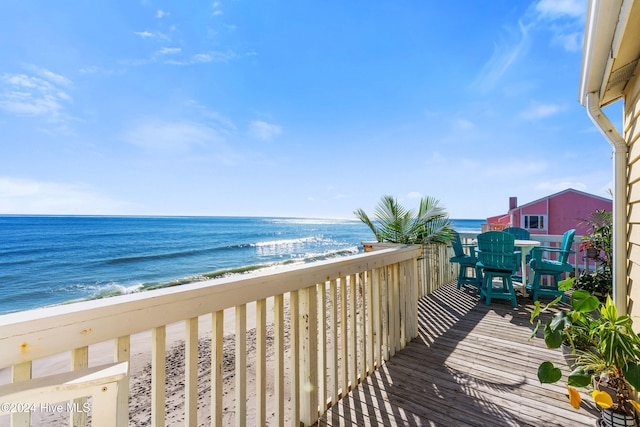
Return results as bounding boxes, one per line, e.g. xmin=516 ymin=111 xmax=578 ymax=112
xmin=0 ymin=243 xmax=456 ymax=426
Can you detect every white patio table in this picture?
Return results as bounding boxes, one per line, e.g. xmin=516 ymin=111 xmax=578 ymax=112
xmin=514 ymin=239 xmax=541 ymax=297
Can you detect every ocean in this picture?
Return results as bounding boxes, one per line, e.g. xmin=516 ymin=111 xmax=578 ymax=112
xmin=0 ymin=216 xmax=484 ymax=315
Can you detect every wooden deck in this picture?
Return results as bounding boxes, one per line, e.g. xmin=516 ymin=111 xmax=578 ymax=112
xmin=315 ymin=282 xmax=601 ymax=427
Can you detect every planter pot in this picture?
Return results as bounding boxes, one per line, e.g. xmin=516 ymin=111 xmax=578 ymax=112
xmin=601 ymin=408 xmax=637 ymax=427
xmin=587 ymin=249 xmax=599 ymax=259
xmin=362 ymin=242 xmax=403 ymax=252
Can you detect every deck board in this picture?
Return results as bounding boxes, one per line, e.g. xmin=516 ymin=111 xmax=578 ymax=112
xmin=315 ymin=282 xmax=601 ymax=427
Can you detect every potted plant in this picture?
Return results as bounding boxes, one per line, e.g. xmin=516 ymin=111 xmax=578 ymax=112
xmin=354 ymin=195 xmax=453 ymax=246
xmin=530 ymin=292 xmax=640 ymax=427
xmin=580 ymin=239 xmax=600 ymax=259
xmin=575 ymin=210 xmax=613 ymax=297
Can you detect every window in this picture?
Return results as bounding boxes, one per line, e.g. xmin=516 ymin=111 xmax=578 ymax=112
xmin=523 ymin=214 xmax=546 ymax=230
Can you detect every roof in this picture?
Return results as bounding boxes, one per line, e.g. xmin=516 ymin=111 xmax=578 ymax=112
xmin=579 ymin=0 xmax=640 ymax=107
xmin=509 ymin=188 xmax=612 ymax=212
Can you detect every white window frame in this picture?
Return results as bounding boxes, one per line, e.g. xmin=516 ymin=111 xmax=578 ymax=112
xmin=522 ymin=214 xmax=547 ymax=230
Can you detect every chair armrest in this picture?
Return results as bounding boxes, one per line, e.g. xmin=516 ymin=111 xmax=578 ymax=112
xmin=530 ymin=246 xmax=575 ymax=263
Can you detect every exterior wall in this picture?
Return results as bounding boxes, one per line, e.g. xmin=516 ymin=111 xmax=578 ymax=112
xmin=547 ymin=191 xmax=613 ymax=235
xmin=625 ymin=66 xmax=640 ymax=320
xmin=487 ymin=190 xmax=612 ymax=236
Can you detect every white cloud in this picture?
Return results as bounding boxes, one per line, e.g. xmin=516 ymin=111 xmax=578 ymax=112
xmin=532 ymin=0 xmax=586 ymax=52
xmin=212 ymin=2 xmax=223 ymax=16
xmin=156 ymin=9 xmax=169 ymax=18
xmin=471 ymin=21 xmax=531 ymax=92
xmin=552 ymin=31 xmax=582 ymax=52
xmin=134 ymin=31 xmax=154 ymax=38
xmin=249 ymin=120 xmax=282 ymax=141
xmin=123 ymin=120 xmax=223 ymax=152
xmin=32 ymin=67 xmax=72 ymax=87
xmin=0 ymin=177 xmax=130 ymax=215
xmin=157 ymin=47 xmax=182 ymax=55
xmin=0 ymin=69 xmax=73 ymax=127
xmin=454 ymin=118 xmax=475 ymax=130
xmin=534 ymin=0 xmax=585 ymax=19
xmin=519 ymin=102 xmax=562 ymax=120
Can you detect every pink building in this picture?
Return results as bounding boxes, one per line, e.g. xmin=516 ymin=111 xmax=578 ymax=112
xmin=486 ymin=188 xmax=612 ymax=236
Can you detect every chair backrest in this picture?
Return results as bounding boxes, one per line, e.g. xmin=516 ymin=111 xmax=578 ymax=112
xmin=503 ymin=227 xmax=530 ymax=240
xmin=477 ymin=231 xmax=517 ymax=271
xmin=558 ymin=229 xmax=576 ymax=264
xmin=451 ymin=231 xmax=465 ymax=257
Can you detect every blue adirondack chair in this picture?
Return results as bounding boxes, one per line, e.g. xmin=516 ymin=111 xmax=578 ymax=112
xmin=449 ymin=231 xmax=481 ymax=290
xmin=526 ymin=229 xmax=576 ymax=302
xmin=503 ymin=227 xmax=530 ymax=240
xmin=476 ymin=231 xmax=519 ymax=307
xmin=503 ymin=227 xmax=531 ymax=279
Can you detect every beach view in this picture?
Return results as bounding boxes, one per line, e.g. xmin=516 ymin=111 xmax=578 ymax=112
xmin=0 ymin=1 xmax=628 ymax=426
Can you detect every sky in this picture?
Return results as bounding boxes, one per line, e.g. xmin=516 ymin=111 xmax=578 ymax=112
xmin=0 ymin=0 xmax=618 ymax=220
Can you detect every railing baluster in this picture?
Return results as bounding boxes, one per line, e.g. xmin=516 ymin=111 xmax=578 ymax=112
xmin=388 ymin=264 xmax=397 ymax=357
xmin=256 ymin=298 xmax=267 ymax=426
xmin=151 ymin=325 xmax=166 ymax=427
xmin=274 ymin=294 xmax=284 ymax=426
xmin=410 ymin=257 xmax=419 ymax=339
xmin=235 ymin=304 xmax=246 ymax=427
xmin=394 ymin=263 xmax=401 ymax=353
xmin=317 ymin=281 xmax=327 ymax=412
xmin=349 ymin=274 xmax=357 ymax=390
xmin=290 ymin=290 xmax=300 ymax=426
xmin=329 ymin=279 xmax=338 ymax=405
xmin=373 ymin=267 xmax=381 ymax=368
xmin=358 ymin=272 xmax=366 ymax=380
xmin=399 ymin=263 xmax=407 ymax=349
xmin=211 ymin=310 xmax=224 ymax=426
xmin=366 ymin=270 xmax=374 ymax=375
xmin=381 ymin=266 xmax=389 ymax=362
xmin=185 ymin=317 xmax=198 ymax=427
xmin=339 ymin=277 xmax=348 ymax=396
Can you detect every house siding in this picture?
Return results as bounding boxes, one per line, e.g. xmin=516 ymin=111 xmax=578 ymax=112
xmin=625 ymin=64 xmax=640 ymax=320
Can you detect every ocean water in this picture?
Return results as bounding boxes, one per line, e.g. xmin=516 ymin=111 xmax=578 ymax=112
xmin=0 ymin=216 xmax=484 ymax=315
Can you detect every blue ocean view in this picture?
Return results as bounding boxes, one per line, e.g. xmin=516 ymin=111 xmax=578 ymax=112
xmin=0 ymin=216 xmax=484 ymax=315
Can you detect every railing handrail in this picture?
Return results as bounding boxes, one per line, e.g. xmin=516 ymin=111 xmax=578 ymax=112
xmin=0 ymin=244 xmax=421 ymax=370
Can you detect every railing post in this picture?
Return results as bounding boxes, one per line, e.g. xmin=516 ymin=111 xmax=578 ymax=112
xmin=71 ymin=346 xmax=89 ymax=427
xmin=115 ymin=335 xmax=130 ymax=427
xmin=11 ymin=362 xmax=31 ymax=426
xmin=299 ymin=285 xmax=319 ymax=426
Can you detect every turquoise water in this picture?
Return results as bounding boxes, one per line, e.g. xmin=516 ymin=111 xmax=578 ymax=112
xmin=0 ymin=216 xmax=484 ymax=314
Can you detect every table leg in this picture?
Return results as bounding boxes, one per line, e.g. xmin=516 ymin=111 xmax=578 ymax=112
xmin=520 ymin=247 xmax=532 ymax=298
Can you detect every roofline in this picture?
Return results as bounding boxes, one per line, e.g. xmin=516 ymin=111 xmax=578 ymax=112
xmin=509 ymin=188 xmax=612 ymax=212
xmin=579 ymin=0 xmax=634 ymax=107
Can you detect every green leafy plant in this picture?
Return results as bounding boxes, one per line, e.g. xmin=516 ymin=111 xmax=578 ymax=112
xmin=354 ymin=195 xmax=453 ymax=244
xmin=575 ymin=209 xmax=613 ymax=296
xmin=530 ymin=292 xmax=640 ymax=418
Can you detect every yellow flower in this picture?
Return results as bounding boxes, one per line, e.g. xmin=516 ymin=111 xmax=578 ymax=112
xmin=568 ymin=386 xmax=582 ymax=409
xmin=629 ymin=400 xmax=640 ymax=413
xmin=592 ymin=390 xmax=613 ymax=409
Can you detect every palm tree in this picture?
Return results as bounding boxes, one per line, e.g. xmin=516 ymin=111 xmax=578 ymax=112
xmin=354 ymin=195 xmax=453 ymax=244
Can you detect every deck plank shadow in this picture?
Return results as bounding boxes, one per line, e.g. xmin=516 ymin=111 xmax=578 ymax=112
xmin=315 ymin=281 xmax=601 ymax=427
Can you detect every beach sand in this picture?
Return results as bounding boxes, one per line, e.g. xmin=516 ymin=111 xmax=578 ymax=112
xmin=0 ymin=300 xmax=293 ymax=426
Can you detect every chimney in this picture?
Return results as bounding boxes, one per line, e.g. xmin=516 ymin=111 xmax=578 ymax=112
xmin=509 ymin=197 xmax=517 ymax=210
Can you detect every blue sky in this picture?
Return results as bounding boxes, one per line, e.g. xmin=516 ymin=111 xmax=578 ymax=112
xmin=0 ymin=0 xmax=616 ymax=219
